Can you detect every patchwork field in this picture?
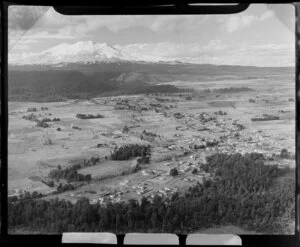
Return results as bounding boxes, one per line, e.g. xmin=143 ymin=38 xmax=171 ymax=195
xmin=8 ymin=74 xmax=295 ymax=234
xmin=8 ymin=75 xmax=295 ymax=198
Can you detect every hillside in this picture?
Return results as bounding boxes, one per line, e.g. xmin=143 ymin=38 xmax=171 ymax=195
xmin=8 ymin=70 xmax=182 ymax=102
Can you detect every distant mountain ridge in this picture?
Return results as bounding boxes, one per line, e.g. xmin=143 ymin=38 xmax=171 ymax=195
xmin=10 ymin=41 xmax=294 ymax=68
xmin=9 ymin=41 xmax=182 ymax=66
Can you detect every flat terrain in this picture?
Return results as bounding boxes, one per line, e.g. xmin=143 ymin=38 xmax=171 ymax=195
xmin=8 ymin=75 xmax=295 ymax=232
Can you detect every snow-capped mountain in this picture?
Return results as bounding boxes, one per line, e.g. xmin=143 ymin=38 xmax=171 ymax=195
xmin=9 ymin=41 xmax=179 ymax=66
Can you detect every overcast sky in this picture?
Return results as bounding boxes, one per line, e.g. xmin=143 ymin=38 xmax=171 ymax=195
xmin=8 ymin=4 xmax=295 ymax=67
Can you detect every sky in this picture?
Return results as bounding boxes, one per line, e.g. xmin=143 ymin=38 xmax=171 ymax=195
xmin=8 ymin=4 xmax=295 ymax=67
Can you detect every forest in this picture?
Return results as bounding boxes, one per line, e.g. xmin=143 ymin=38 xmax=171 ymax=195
xmin=8 ymin=70 xmax=182 ymax=102
xmin=8 ymin=152 xmax=294 ymax=234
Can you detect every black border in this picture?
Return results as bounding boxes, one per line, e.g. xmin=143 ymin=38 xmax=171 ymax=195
xmin=0 ymin=1 xmax=299 ymax=247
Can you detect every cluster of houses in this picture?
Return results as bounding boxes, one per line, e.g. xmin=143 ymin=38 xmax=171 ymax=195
xmin=132 ymin=183 xmax=149 ymax=195
xmin=90 ymin=191 xmax=125 ymax=205
xmin=148 ymin=187 xmax=178 ymax=199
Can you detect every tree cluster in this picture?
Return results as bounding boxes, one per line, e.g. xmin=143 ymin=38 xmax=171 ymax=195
xmin=169 ymin=168 xmax=179 ymax=176
xmin=22 ymin=113 xmax=38 ymax=121
xmin=76 ymin=114 xmax=104 ymax=119
xmin=27 ymin=107 xmax=37 ymax=112
xmin=277 ymin=149 xmax=295 ymax=160
xmin=213 ymin=87 xmax=254 ymax=94
xmin=205 ymin=139 xmax=219 ymax=147
xmin=48 ymin=164 xmax=92 ymax=183
xmin=56 ymin=183 xmax=75 ymax=193
xmin=110 ymin=144 xmax=151 ymax=161
xmin=22 ymin=114 xmax=60 ymax=128
xmin=214 ymin=110 xmax=227 ymax=115
xmin=36 ymin=120 xmax=50 ymax=128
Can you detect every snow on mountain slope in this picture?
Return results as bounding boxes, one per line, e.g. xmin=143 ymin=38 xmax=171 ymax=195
xmin=9 ymin=41 xmax=178 ymax=65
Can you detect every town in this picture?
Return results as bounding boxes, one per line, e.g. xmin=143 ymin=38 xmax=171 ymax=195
xmin=8 ymin=85 xmax=295 ymax=207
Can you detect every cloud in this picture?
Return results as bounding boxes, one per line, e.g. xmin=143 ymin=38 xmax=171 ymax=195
xmin=8 ymin=6 xmax=50 ymax=31
xmin=23 ymin=31 xmax=76 ymax=40
xmin=149 ymin=15 xmax=208 ymax=32
xmin=221 ymin=10 xmax=274 ymax=33
xmin=9 ymin=30 xmax=75 ymax=52
xmin=121 ymin=40 xmax=228 ymax=59
xmin=11 ymin=43 xmax=30 ymax=51
xmin=7 ymin=6 xmax=293 ymax=67
xmin=9 ymin=7 xmax=210 ymax=41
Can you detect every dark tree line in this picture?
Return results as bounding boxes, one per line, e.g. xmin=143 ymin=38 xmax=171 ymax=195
xmin=9 ymin=191 xmax=44 ymax=203
xmin=48 ymin=157 xmax=100 ymax=183
xmin=8 ymin=152 xmax=294 ymax=234
xmin=76 ymin=113 xmax=104 ymax=119
xmin=110 ymin=144 xmax=151 ymax=161
xmin=48 ymin=164 xmax=91 ymax=183
xmin=22 ymin=113 xmax=60 ymax=128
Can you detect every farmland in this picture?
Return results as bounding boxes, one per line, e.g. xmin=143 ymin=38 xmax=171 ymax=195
xmin=8 ymin=71 xmax=295 ymax=234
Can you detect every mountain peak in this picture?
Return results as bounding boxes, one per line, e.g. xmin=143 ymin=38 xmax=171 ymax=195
xmin=9 ymin=41 xmax=179 ymax=66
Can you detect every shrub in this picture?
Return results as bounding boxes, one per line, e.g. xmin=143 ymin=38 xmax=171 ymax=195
xmin=36 ymin=120 xmax=50 ymax=128
xmin=123 ymin=125 xmax=129 ymax=133
xmin=169 ymin=168 xmax=178 ymax=176
xmin=41 ymin=137 xmax=52 ymax=145
xmin=72 ymin=125 xmax=82 ymax=130
xmin=22 ymin=113 xmax=38 ymax=121
xmin=137 ymin=156 xmax=150 ymax=165
xmin=280 ymin=149 xmax=288 ymax=159
xmin=27 ymin=107 xmax=37 ymax=112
